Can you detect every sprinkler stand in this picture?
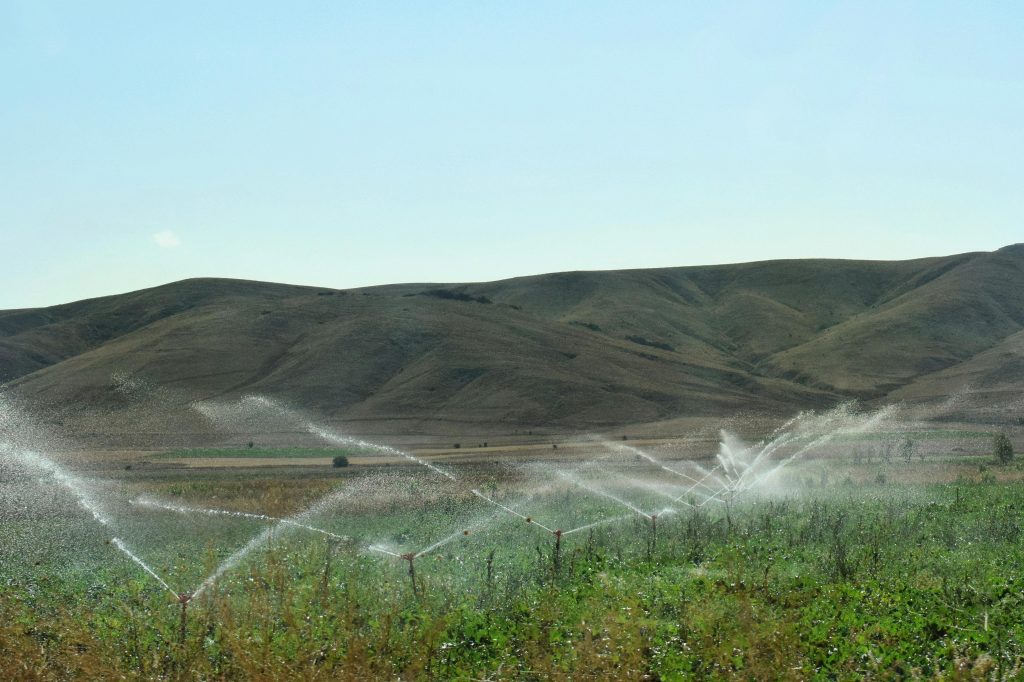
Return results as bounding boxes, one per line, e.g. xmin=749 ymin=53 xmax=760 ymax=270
xmin=177 ymin=593 xmax=192 ymax=645
xmin=553 ymin=529 xmax=563 ymax=574
xmin=400 ymin=553 xmax=418 ymax=597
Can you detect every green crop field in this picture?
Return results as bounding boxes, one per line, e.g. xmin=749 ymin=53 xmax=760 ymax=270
xmin=5 ymin=455 xmax=1024 ymax=681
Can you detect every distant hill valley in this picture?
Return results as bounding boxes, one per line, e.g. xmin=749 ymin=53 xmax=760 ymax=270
xmin=2 ymin=244 xmax=1022 ymax=447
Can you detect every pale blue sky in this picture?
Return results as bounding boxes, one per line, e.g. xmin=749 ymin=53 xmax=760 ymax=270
xmin=2 ymin=1 xmax=1021 ymax=309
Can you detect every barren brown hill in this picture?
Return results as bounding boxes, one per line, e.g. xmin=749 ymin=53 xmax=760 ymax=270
xmin=1 ymin=245 xmax=1022 ymax=445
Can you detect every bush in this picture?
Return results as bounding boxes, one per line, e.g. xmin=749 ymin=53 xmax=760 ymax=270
xmin=994 ymin=433 xmax=1014 ymax=464
xmin=625 ymin=335 xmax=675 ymax=352
xmin=332 ymin=455 xmax=349 ymax=468
xmin=421 ymin=289 xmax=491 ymax=304
xmin=900 ymin=437 xmax=914 ymax=463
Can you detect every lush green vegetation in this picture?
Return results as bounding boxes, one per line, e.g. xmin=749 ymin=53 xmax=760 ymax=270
xmin=5 ymin=463 xmax=1024 ymax=680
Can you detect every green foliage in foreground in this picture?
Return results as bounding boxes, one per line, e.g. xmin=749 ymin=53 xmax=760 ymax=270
xmin=6 ymin=481 xmax=1024 ymax=679
xmin=156 ymin=447 xmax=360 ymax=459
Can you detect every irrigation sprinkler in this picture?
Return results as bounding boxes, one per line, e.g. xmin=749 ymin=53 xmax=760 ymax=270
xmin=177 ymin=592 xmax=192 ymax=645
xmin=400 ymin=552 xmax=419 ymax=597
xmin=553 ymin=529 xmax=563 ymax=574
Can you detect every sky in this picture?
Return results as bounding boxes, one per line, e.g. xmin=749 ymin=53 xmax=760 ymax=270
xmin=1 ymin=1 xmax=1021 ymax=309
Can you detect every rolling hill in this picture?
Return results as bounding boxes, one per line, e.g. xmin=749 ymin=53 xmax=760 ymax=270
xmin=1 ymin=245 xmax=1022 ymax=446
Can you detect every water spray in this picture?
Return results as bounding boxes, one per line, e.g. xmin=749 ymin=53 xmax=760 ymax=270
xmin=110 ymin=538 xmax=178 ymax=599
xmin=555 ymin=470 xmax=649 ymax=519
xmin=471 ymin=489 xmax=555 ymax=534
xmin=133 ymin=497 xmax=350 ymax=543
xmin=605 ymin=441 xmax=720 ymax=496
xmin=224 ymin=396 xmax=460 ymax=481
xmin=560 ymin=514 xmax=632 ymax=536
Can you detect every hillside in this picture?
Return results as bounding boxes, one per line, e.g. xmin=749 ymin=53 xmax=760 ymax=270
xmin=1 ymin=245 xmax=1022 ymax=445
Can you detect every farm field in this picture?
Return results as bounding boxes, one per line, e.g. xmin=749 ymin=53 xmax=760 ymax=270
xmin=5 ymin=3 xmax=1023 ymax=679
xmin=3 ymin=417 xmax=1024 ymax=680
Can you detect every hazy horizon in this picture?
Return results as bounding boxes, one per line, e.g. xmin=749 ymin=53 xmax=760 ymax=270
xmin=3 ymin=2 xmax=1021 ymax=309
xmin=6 ymin=242 xmax=1024 ymax=311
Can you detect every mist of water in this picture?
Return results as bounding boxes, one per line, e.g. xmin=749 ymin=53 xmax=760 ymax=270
xmin=132 ymin=496 xmax=350 ymax=542
xmin=0 ymin=441 xmax=179 ymax=597
xmin=195 ymin=395 xmax=458 ymax=481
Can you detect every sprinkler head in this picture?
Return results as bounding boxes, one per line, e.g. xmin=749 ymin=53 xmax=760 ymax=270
xmin=650 ymin=514 xmax=657 ymax=521
xmin=400 ymin=552 xmax=416 ymax=562
xmin=525 ymin=516 xmax=532 ymax=523
xmin=463 ymin=530 xmax=470 ymax=536
xmin=554 ymin=529 xmax=562 ymax=538
xmin=177 ymin=592 xmax=192 ymax=605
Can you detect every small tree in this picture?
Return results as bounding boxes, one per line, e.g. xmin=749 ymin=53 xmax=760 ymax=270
xmin=900 ymin=437 xmax=914 ymax=463
xmin=332 ymin=455 xmax=349 ymax=468
xmin=994 ymin=433 xmax=1014 ymax=464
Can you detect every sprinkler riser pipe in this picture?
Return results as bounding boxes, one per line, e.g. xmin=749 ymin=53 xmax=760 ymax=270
xmin=177 ymin=595 xmax=190 ymax=646
xmin=403 ymin=556 xmax=419 ymax=597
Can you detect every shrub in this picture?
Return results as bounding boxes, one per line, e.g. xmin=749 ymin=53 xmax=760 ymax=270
xmin=900 ymin=437 xmax=914 ymax=463
xmin=994 ymin=433 xmax=1014 ymax=464
xmin=420 ymin=289 xmax=491 ymax=304
xmin=625 ymin=335 xmax=675 ymax=352
xmin=331 ymin=455 xmax=349 ymax=468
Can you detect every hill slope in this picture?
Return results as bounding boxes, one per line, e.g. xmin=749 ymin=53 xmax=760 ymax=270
xmin=2 ymin=245 xmax=1022 ymax=444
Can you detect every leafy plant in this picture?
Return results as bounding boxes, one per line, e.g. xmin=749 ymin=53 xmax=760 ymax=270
xmin=994 ymin=433 xmax=1014 ymax=464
